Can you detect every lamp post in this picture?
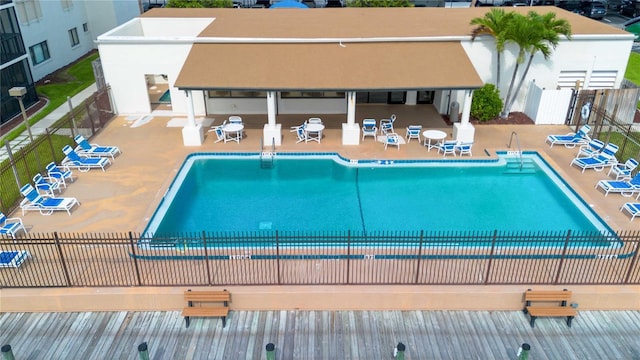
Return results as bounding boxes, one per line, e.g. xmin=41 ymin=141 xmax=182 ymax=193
xmin=9 ymin=87 xmax=34 ymax=142
xmin=9 ymin=86 xmax=41 ymax=171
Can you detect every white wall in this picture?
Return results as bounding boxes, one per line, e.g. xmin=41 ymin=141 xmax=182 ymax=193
xmin=98 ymin=42 xmax=201 ymax=115
xmin=462 ymin=36 xmax=633 ymax=113
xmin=83 ymin=0 xmax=140 ymax=46
xmin=19 ymin=1 xmax=93 ymax=80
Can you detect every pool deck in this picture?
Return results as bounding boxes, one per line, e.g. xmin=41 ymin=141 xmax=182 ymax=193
xmin=2 ymin=309 xmax=639 ymax=359
xmin=17 ymin=104 xmax=638 ymax=233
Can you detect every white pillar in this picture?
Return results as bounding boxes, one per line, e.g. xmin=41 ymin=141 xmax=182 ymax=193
xmin=342 ymin=91 xmax=360 ymax=145
xmin=263 ymin=91 xmax=282 ymax=146
xmin=181 ymin=90 xmax=204 ymax=146
xmin=405 ymin=91 xmax=417 ymax=105
xmin=453 ymin=89 xmax=475 ymax=143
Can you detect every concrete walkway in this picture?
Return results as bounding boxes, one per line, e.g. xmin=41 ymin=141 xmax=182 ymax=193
xmin=0 ymin=83 xmax=97 ymax=162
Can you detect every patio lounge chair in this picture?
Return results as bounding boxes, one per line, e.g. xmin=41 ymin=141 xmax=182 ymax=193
xmin=0 ymin=251 xmax=31 ymax=269
xmin=73 ymin=135 xmax=121 ymax=159
xmin=608 ymin=158 xmax=638 ymax=180
xmin=33 ymin=173 xmax=62 ymax=196
xmin=576 ymin=138 xmax=605 ymax=158
xmin=570 ymin=143 xmax=618 ymax=173
xmin=384 ymin=133 xmax=400 ymax=151
xmin=455 ymin=142 xmax=473 ymax=157
xmin=545 ymin=124 xmax=591 ymax=148
xmin=620 ymin=203 xmax=640 ymax=222
xmin=437 ymin=140 xmax=457 ymax=157
xmin=595 ymin=174 xmax=640 ymax=197
xmin=19 ymin=184 xmax=79 ymax=216
xmin=379 ymin=114 xmax=396 ymax=135
xmin=0 ymin=212 xmax=26 ymax=240
xmin=46 ymin=162 xmax=73 ymax=188
xmin=405 ymin=125 xmax=422 ymax=143
xmin=62 ymin=145 xmax=111 ymax=172
xmin=362 ymin=119 xmax=377 ymax=141
xmin=295 ymin=125 xmax=307 ymax=143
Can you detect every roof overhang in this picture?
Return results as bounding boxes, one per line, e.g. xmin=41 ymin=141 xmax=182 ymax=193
xmin=174 ymin=41 xmax=483 ymax=91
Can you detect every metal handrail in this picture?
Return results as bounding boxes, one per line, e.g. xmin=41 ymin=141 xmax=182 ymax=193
xmin=508 ymin=131 xmax=523 ymax=171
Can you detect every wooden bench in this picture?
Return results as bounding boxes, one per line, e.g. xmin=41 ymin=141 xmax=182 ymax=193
xmin=523 ymin=289 xmax=577 ymax=328
xmin=182 ymin=290 xmax=231 ymax=328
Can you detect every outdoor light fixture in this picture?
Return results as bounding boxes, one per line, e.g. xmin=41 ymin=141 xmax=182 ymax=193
xmin=8 ymin=86 xmax=34 ymax=142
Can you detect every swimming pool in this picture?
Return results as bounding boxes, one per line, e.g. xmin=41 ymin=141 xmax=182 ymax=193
xmin=144 ymin=152 xmax=613 ymax=237
xmin=158 ymin=90 xmax=171 ymax=103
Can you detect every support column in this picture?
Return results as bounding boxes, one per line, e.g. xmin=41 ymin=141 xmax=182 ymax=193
xmin=342 ymin=91 xmax=359 ymax=145
xmin=181 ymin=90 xmax=204 ymax=146
xmin=263 ymin=91 xmax=282 ymax=146
xmin=453 ymin=89 xmax=475 ymax=143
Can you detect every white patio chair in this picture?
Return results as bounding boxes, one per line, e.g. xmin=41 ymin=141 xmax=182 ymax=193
xmin=405 ymin=125 xmax=422 ymax=143
xmin=362 ymin=119 xmax=377 ymax=141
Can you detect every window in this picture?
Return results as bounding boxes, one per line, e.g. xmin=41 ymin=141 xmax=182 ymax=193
xmin=83 ymin=23 xmax=88 ymax=32
xmin=68 ymin=28 xmax=79 ymax=47
xmin=208 ymin=91 xmax=267 ymax=98
xmin=29 ymin=41 xmax=50 ymax=65
xmin=280 ymin=91 xmax=345 ymax=98
xmin=61 ymin=0 xmax=73 ymax=10
xmin=14 ymin=0 xmax=42 ymax=24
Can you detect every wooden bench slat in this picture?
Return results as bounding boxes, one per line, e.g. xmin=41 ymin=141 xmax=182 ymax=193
xmin=523 ymin=290 xmax=576 ymax=328
xmin=183 ymin=290 xmax=231 ymax=329
xmin=526 ymin=307 xmax=577 ymax=317
xmin=182 ymin=307 xmax=229 ymax=317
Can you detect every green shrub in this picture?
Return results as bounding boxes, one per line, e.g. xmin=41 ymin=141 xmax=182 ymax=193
xmin=471 ymin=84 xmax=503 ymax=122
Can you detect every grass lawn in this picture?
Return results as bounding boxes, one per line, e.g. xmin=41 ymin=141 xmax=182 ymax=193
xmin=625 ymin=52 xmax=640 ymax=109
xmin=0 ymin=51 xmax=99 ymax=147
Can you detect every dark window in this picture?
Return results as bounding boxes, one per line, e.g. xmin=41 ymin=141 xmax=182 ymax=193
xmin=208 ymin=91 xmax=268 ymax=98
xmin=29 ymin=40 xmax=50 ymax=65
xmin=83 ymin=22 xmax=88 ymax=32
xmin=68 ymin=27 xmax=79 ymax=47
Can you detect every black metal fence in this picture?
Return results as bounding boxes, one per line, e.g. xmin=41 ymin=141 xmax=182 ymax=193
xmin=0 ymin=87 xmax=114 ymax=214
xmin=2 ymin=230 xmax=639 ymax=288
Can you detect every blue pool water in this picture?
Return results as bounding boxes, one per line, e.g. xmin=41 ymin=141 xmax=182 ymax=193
xmin=145 ymin=153 xmax=611 ymax=235
xmin=159 ymin=90 xmax=171 ymax=103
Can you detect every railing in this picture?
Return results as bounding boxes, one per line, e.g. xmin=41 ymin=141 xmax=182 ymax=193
xmin=2 ymin=229 xmax=640 ymax=288
xmin=508 ymin=131 xmax=523 ymax=171
xmin=260 ymin=137 xmax=276 ymax=169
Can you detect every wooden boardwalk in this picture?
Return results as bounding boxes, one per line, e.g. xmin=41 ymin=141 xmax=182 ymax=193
xmin=1 ymin=310 xmax=639 ymax=359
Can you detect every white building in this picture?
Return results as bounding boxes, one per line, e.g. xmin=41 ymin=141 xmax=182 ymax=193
xmin=96 ymin=7 xmax=634 ymax=146
xmin=15 ymin=0 xmax=140 ymax=81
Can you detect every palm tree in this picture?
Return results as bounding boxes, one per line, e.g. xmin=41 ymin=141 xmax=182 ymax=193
xmin=470 ymin=8 xmax=514 ymax=88
xmin=501 ymin=11 xmax=572 ymax=118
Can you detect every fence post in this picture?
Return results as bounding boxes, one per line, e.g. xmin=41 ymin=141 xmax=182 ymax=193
xmin=85 ymin=100 xmax=96 ymax=135
xmin=554 ymin=230 xmax=572 ymax=285
xmin=623 ymin=233 xmax=640 ymax=284
xmin=484 ymin=230 xmax=498 ymax=285
xmin=202 ymin=231 xmax=212 ymax=285
xmin=4 ymin=142 xmax=22 ymax=190
xmin=275 ymin=230 xmax=281 ymax=285
xmin=54 ymin=232 xmax=72 ymax=287
xmin=67 ymin=96 xmax=77 ymax=138
xmin=414 ymin=230 xmax=424 ymax=284
xmin=129 ymin=231 xmax=142 ymax=286
xmin=346 ymin=230 xmax=351 ymax=285
xmin=1 ymin=345 xmax=15 ymax=360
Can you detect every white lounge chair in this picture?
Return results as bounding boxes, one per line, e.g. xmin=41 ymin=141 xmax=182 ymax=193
xmin=405 ymin=125 xmax=422 ymax=143
xmin=455 ymin=142 xmax=473 ymax=157
xmin=384 ymin=133 xmax=400 ymax=151
xmin=595 ymin=174 xmax=640 ymax=197
xmin=379 ymin=114 xmax=396 ymax=135
xmin=362 ymin=119 xmax=377 ymax=141
xmin=608 ymin=158 xmax=638 ymax=180
xmin=570 ymin=143 xmax=618 ymax=173
xmin=0 ymin=251 xmax=31 ymax=269
xmin=19 ymin=184 xmax=80 ymax=216
xmin=74 ymin=135 xmax=121 ymax=159
xmin=576 ymin=138 xmax=605 ymax=158
xmin=295 ymin=125 xmax=307 ymax=143
xmin=46 ymin=162 xmax=73 ymax=188
xmin=33 ymin=173 xmax=62 ymax=196
xmin=437 ymin=140 xmax=457 ymax=157
xmin=62 ymin=145 xmax=111 ymax=172
xmin=0 ymin=212 xmax=26 ymax=240
xmin=620 ymin=203 xmax=640 ymax=222
xmin=545 ymin=124 xmax=591 ymax=148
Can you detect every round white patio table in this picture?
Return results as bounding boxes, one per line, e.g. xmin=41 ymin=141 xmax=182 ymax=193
xmin=304 ymin=123 xmax=325 ymax=143
xmin=223 ymin=123 xmax=244 ymax=143
xmin=423 ymin=130 xmax=447 ymax=151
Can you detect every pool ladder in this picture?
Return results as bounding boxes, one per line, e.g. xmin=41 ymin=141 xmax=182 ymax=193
xmin=507 ymin=131 xmax=523 ymax=171
xmin=260 ymin=138 xmax=276 ymax=169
